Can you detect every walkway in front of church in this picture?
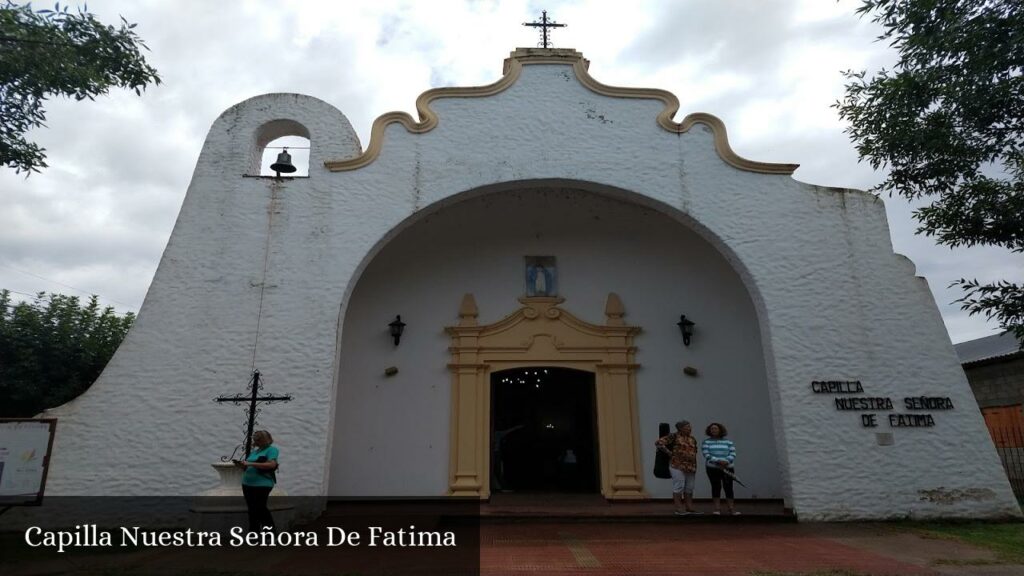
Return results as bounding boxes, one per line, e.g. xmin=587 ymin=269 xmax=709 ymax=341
xmin=6 ymin=520 xmax=1015 ymax=573
xmin=5 ymin=520 xmax=1020 ymax=576
xmin=3 ymin=497 xmax=1019 ymax=576
xmin=477 ymin=521 xmax=1015 ymax=575
xmin=468 ymin=494 xmax=1015 ymax=575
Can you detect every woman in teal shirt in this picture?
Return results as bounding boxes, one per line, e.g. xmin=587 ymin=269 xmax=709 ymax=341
xmin=234 ymin=429 xmax=279 ymax=531
xmin=701 ymin=422 xmax=738 ymax=515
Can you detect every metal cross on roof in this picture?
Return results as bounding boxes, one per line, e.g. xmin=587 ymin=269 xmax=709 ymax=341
xmin=215 ymin=369 xmax=292 ymax=458
xmin=523 ymin=10 xmax=567 ymax=49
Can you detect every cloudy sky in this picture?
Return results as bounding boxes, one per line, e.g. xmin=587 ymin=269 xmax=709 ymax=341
xmin=2 ymin=0 xmax=1020 ymax=344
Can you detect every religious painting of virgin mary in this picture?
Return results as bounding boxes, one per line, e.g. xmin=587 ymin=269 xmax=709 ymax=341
xmin=525 ymin=256 xmax=557 ymax=297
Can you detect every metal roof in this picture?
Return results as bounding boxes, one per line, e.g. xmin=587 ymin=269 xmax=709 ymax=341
xmin=955 ymin=331 xmax=1024 ymax=365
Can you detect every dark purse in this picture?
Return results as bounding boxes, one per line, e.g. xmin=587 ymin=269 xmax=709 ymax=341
xmin=653 ymin=422 xmax=673 ymax=479
xmin=654 ymin=449 xmax=672 ymax=479
xmin=256 ymin=455 xmax=277 ymax=483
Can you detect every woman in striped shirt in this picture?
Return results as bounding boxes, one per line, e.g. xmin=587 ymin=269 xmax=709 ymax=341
xmin=701 ymin=422 xmax=739 ymax=515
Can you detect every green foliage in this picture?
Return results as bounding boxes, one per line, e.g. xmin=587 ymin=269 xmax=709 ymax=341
xmin=0 ymin=1 xmax=161 ymax=173
xmin=836 ymin=0 xmax=1024 ymax=343
xmin=0 ymin=288 xmax=134 ymax=417
xmin=915 ymin=521 xmax=1024 ymax=564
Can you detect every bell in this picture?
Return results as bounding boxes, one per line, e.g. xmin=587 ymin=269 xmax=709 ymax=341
xmin=270 ymin=149 xmax=297 ymax=176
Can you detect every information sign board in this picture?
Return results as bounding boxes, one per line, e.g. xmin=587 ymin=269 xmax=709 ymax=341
xmin=0 ymin=418 xmax=57 ymax=505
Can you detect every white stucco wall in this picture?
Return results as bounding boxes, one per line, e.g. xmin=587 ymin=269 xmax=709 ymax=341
xmin=42 ymin=52 xmax=1019 ymax=520
xmin=329 ymin=189 xmax=781 ymax=499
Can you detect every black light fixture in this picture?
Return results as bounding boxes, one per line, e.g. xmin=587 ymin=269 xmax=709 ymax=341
xmin=676 ymin=314 xmax=695 ymax=346
xmin=388 ymin=315 xmax=406 ymax=346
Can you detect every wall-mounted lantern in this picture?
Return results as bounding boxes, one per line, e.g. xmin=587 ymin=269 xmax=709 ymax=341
xmin=388 ymin=315 xmax=406 ymax=346
xmin=676 ymin=315 xmax=695 ymax=346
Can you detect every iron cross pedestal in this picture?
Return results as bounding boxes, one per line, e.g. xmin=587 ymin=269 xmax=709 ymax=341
xmin=215 ymin=369 xmax=292 ymax=459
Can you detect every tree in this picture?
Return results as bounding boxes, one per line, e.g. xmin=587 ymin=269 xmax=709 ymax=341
xmin=0 ymin=289 xmax=134 ymax=417
xmin=0 ymin=1 xmax=160 ymax=173
xmin=836 ymin=0 xmax=1024 ymax=343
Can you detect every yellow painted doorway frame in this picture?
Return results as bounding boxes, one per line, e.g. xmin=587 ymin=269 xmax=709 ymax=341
xmin=446 ymin=293 xmax=646 ymax=500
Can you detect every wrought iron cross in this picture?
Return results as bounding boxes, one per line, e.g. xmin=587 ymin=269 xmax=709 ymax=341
xmin=215 ymin=369 xmax=292 ymax=458
xmin=523 ymin=10 xmax=566 ymax=48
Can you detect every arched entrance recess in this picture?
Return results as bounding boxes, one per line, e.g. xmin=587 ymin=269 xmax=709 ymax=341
xmin=446 ymin=292 xmax=644 ymax=500
xmin=327 ymin=180 xmax=786 ymax=505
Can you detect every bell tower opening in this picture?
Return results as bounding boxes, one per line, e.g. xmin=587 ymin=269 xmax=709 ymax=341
xmin=250 ymin=119 xmax=311 ymax=177
xmin=491 ymin=367 xmax=599 ymax=493
xmin=259 ymin=135 xmax=310 ymax=176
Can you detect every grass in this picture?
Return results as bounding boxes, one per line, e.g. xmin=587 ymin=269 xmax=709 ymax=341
xmin=911 ymin=521 xmax=1024 ymax=564
xmin=931 ymin=557 xmax=1005 ymax=566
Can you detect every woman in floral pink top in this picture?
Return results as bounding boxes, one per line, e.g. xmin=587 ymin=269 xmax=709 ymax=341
xmin=656 ymin=420 xmax=698 ymax=515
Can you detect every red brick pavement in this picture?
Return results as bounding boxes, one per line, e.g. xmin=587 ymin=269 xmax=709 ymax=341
xmin=2 ymin=521 xmax=946 ymax=576
xmin=480 ymin=523 xmax=937 ymax=576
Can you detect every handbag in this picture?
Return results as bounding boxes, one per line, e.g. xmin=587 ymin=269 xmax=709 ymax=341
xmin=653 ymin=422 xmax=674 ymax=479
xmin=256 ymin=455 xmax=278 ymax=483
xmin=654 ymin=448 xmax=672 ymax=479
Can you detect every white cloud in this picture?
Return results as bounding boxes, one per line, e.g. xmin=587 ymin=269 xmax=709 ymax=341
xmin=2 ymin=0 xmax=1020 ymax=343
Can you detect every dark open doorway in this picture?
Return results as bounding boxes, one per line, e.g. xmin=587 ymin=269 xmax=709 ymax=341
xmin=491 ymin=367 xmax=599 ymax=493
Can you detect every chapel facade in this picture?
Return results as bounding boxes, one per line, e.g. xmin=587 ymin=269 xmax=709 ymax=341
xmin=42 ymin=48 xmax=1020 ymax=521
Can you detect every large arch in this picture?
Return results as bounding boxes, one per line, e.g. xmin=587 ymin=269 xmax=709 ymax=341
xmin=326 ymin=180 xmax=787 ymax=503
